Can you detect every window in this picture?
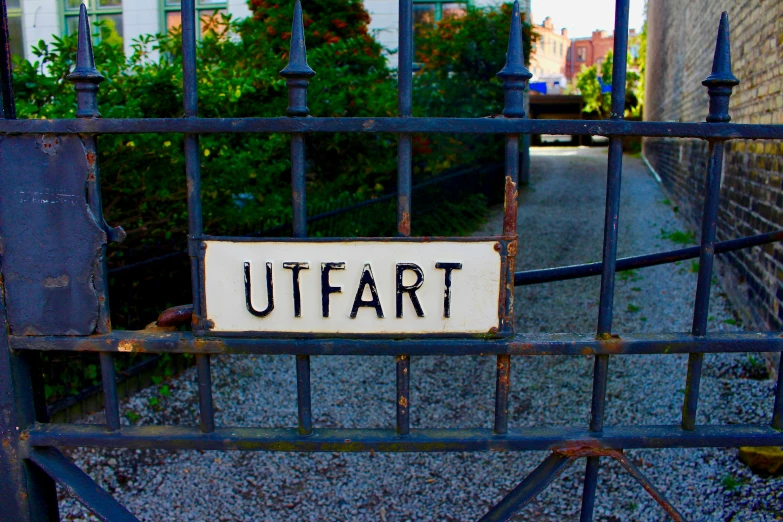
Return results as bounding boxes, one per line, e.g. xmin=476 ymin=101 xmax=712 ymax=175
xmin=163 ymin=0 xmax=228 ymax=38
xmin=6 ymin=0 xmax=23 ymax=59
xmin=413 ymin=1 xmax=468 ymax=26
xmin=577 ymin=47 xmax=586 ymax=62
xmin=63 ymin=0 xmax=123 ymax=45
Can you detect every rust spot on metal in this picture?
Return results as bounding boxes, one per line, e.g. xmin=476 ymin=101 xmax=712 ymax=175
xmin=507 ymin=240 xmax=518 ymax=257
xmin=502 ymin=176 xmax=519 ymax=235
xmin=85 ymin=151 xmax=96 ymax=166
xmin=36 ymin=135 xmax=61 ymax=156
xmin=554 ymin=441 xmax=620 ymax=459
xmin=42 ymin=275 xmax=69 ymax=289
xmin=19 ymin=431 xmax=29 ymax=442
xmin=399 ymin=211 xmax=411 ymax=236
xmin=494 ymin=242 xmax=501 ymax=252
xmin=157 ymin=304 xmax=194 ymax=328
xmin=362 ymin=119 xmax=375 ymax=130
xmin=118 ymin=340 xmax=134 ymax=352
xmin=489 ymin=326 xmax=499 ymax=334
xmin=398 ymin=396 xmax=408 ymax=408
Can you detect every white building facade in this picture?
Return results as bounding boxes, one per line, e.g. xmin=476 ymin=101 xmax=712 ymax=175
xmin=9 ymin=0 xmax=252 ymax=61
xmin=9 ymin=0 xmax=530 ymax=66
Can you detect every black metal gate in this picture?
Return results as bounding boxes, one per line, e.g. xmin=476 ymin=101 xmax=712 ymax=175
xmin=1 ymin=0 xmax=782 ymax=520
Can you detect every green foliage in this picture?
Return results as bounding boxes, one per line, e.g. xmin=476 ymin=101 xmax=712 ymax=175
xmin=720 ymin=474 xmax=745 ymax=491
xmin=575 ymin=51 xmax=640 ymax=118
xmin=13 ymin=5 xmax=399 ymax=260
xmin=742 ymin=354 xmax=769 ymax=380
xmin=659 ymin=229 xmax=696 ymax=245
xmin=413 ymin=3 xmax=536 ymax=173
xmin=626 ymin=303 xmax=641 ymax=313
xmin=618 ymin=269 xmax=642 ymax=282
xmin=629 ymin=2 xmax=648 ymax=117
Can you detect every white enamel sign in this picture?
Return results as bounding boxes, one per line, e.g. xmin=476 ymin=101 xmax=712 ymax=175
xmin=203 ymin=240 xmax=503 ymax=334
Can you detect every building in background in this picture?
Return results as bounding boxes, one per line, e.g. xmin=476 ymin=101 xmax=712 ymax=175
xmin=566 ymin=29 xmax=613 ymax=81
xmin=526 ymin=14 xmax=636 ymax=93
xmin=9 ymin=0 xmax=251 ymax=61
xmin=528 ymin=16 xmax=569 ymax=93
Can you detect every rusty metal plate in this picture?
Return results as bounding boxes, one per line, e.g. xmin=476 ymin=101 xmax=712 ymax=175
xmin=201 ymin=238 xmax=505 ymax=335
xmin=0 ymin=135 xmax=105 ymax=335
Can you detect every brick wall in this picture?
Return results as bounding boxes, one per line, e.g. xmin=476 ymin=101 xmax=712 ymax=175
xmin=644 ymin=0 xmax=783 ymax=330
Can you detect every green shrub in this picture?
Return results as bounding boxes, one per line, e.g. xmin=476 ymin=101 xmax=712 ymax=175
xmin=413 ymin=3 xmax=536 ymax=173
xmin=13 ymin=5 xmax=399 ymax=261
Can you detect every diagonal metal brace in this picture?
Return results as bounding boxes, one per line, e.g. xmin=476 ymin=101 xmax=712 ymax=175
xmin=479 ymin=445 xmax=686 ymax=522
xmin=479 ymin=452 xmax=574 ymax=522
xmin=27 ymin=446 xmax=139 ymax=522
xmin=612 ymin=452 xmax=686 ymax=522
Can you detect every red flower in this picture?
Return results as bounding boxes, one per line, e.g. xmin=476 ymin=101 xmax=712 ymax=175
xmin=332 ymin=19 xmax=348 ymax=29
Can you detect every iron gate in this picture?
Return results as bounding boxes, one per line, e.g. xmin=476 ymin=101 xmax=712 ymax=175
xmin=1 ymin=0 xmax=782 ymax=520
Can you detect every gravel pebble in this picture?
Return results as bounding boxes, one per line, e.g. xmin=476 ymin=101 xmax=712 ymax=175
xmin=59 ymin=147 xmax=783 ymax=521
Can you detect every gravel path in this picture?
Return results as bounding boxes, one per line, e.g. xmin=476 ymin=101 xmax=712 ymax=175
xmin=61 ymin=147 xmax=782 ymax=521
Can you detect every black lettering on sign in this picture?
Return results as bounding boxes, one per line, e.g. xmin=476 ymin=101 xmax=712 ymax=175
xmin=435 ymin=262 xmax=462 ymax=318
xmin=244 ymin=261 xmax=274 ymax=317
xmin=321 ymin=262 xmax=345 ymax=317
xmin=396 ymin=263 xmax=425 ymax=318
xmin=350 ymin=263 xmax=384 ymax=318
xmin=283 ymin=262 xmax=309 ymax=317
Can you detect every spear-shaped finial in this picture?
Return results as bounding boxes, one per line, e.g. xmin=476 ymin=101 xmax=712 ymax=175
xmin=280 ymin=0 xmax=316 ymax=116
xmin=67 ymin=4 xmax=104 ymax=118
xmin=703 ymin=12 xmax=739 ymax=123
xmin=497 ymin=1 xmax=532 ymax=118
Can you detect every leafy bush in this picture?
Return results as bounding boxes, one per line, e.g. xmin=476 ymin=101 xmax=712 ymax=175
xmin=14 ymin=5 xmax=398 ymax=262
xmin=413 ymin=3 xmax=536 ymax=173
xmin=575 ymin=51 xmax=640 ymax=119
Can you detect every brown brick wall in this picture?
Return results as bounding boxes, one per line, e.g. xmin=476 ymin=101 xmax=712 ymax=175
xmin=644 ymin=0 xmax=783 ymax=330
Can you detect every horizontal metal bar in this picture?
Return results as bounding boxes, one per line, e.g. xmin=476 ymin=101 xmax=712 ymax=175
xmin=10 ymin=331 xmax=783 ymax=356
xmin=27 ymin=447 xmax=139 ymax=522
xmin=0 ymin=118 xmax=782 ymax=139
xmin=25 ymin=424 xmax=783 ymax=452
xmin=516 ymin=229 xmax=783 ymax=285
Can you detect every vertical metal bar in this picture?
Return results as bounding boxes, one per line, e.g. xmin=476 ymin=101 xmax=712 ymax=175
xmin=281 ymin=0 xmax=316 ymax=436
xmin=494 ymin=354 xmax=511 ymax=434
xmin=0 ymin=0 xmax=16 ymax=119
xmin=581 ymin=1 xmax=629 ymax=520
xmin=0 ymin=280 xmax=59 ymax=521
xmin=681 ymin=146 xmax=724 ymax=433
xmin=494 ymin=2 xmax=530 ymax=434
xmin=396 ymin=354 xmax=410 ymax=435
xmin=396 ymin=0 xmax=413 ymax=437
xmin=100 ymin=352 xmax=120 ymax=432
xmin=682 ymin=12 xmax=738 ymax=432
xmin=293 ymin=136 xmax=312 ymax=436
xmin=773 ymin=355 xmax=783 ymax=430
xmin=520 ymin=133 xmax=531 ymax=186
xmin=182 ymin=0 xmax=214 ymax=434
